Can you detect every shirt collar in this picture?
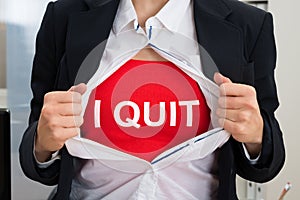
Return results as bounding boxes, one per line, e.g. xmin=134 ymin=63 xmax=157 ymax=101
xmin=112 ymin=0 xmax=191 ymax=34
xmin=112 ymin=0 xmax=137 ymax=34
xmin=155 ymin=0 xmax=191 ymax=33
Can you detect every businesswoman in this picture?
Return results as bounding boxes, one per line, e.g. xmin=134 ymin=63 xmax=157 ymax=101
xmin=20 ymin=0 xmax=285 ymax=199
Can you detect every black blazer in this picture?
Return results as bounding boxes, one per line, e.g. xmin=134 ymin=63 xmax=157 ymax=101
xmin=19 ymin=0 xmax=285 ymax=199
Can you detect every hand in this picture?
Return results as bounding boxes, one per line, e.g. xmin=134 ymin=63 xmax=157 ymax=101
xmin=214 ymin=73 xmax=263 ymax=158
xmin=35 ymin=83 xmax=87 ymax=162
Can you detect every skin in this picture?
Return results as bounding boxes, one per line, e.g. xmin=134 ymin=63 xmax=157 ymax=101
xmin=214 ymin=73 xmax=263 ymax=158
xmin=34 ymin=0 xmax=263 ymax=162
xmin=35 ymin=84 xmax=87 ymax=162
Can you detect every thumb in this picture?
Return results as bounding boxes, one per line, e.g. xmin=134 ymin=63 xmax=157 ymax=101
xmin=68 ymin=83 xmax=87 ymax=95
xmin=214 ymin=72 xmax=232 ymax=86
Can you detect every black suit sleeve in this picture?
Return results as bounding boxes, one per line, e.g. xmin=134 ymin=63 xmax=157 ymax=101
xmin=19 ymin=2 xmax=61 ymax=186
xmin=232 ymin=12 xmax=285 ymax=182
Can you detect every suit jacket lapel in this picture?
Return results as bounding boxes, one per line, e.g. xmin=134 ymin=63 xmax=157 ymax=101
xmin=85 ymin=0 xmax=118 ymax=9
xmin=56 ymin=2 xmax=119 ymax=198
xmin=65 ymin=0 xmax=120 ymax=85
xmin=194 ymin=0 xmax=246 ymax=83
xmin=193 ymin=1 xmax=246 ymax=198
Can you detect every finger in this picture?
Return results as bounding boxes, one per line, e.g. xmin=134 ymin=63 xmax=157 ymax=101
xmin=44 ymin=91 xmax=82 ymax=104
xmin=62 ymin=127 xmax=81 ymax=140
xmin=218 ymin=96 xmax=245 ymax=109
xmin=54 ymin=127 xmax=80 ymax=141
xmin=68 ymin=83 xmax=87 ymax=95
xmin=219 ymin=83 xmax=256 ymax=97
xmin=217 ymin=108 xmax=251 ymax=123
xmin=214 ymin=72 xmax=232 ymax=86
xmin=218 ymin=118 xmax=246 ymax=136
xmin=53 ymin=116 xmax=84 ymax=128
xmin=54 ymin=103 xmax=82 ymax=116
xmin=216 ymin=108 xmax=236 ymax=122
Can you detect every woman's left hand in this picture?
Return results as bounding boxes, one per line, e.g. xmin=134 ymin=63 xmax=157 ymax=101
xmin=214 ymin=73 xmax=263 ymax=158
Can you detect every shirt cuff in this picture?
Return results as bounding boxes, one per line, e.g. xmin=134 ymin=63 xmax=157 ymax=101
xmin=33 ymin=135 xmax=61 ymax=168
xmin=34 ymin=150 xmax=61 ymax=168
xmin=242 ymin=143 xmax=261 ymax=165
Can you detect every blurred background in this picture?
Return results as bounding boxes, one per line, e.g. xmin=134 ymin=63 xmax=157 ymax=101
xmin=0 ymin=0 xmax=299 ymax=199
xmin=0 ymin=1 xmax=55 ymax=199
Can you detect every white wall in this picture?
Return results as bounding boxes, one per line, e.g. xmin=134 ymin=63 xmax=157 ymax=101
xmin=0 ymin=23 xmax=6 ymax=88
xmin=1 ymin=0 xmax=55 ymax=199
xmin=266 ymin=0 xmax=300 ymax=199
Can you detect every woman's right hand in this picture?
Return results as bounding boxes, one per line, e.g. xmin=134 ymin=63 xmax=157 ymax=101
xmin=35 ymin=83 xmax=87 ymax=162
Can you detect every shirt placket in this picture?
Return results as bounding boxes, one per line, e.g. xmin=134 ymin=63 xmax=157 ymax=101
xmin=134 ymin=169 xmax=158 ymax=200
